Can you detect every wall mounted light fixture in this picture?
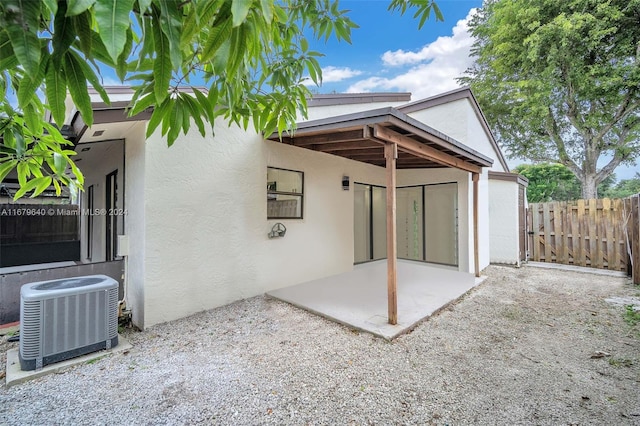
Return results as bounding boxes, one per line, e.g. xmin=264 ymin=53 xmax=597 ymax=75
xmin=342 ymin=175 xmax=350 ymax=191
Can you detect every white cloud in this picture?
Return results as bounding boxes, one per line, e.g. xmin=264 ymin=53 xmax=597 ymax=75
xmin=304 ymin=66 xmax=363 ymax=86
xmin=347 ymin=9 xmax=477 ymax=99
xmin=321 ymin=66 xmax=363 ymax=82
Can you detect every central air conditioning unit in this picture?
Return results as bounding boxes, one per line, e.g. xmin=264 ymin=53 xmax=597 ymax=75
xmin=19 ymin=275 xmax=119 ymax=371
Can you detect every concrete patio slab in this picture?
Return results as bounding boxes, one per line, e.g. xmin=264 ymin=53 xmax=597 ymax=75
xmin=5 ymin=336 xmax=132 ymax=388
xmin=267 ymin=259 xmax=485 ymax=340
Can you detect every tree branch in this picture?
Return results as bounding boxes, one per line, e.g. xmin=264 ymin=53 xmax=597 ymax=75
xmin=595 ymin=126 xmax=632 ymax=184
xmin=594 ymin=95 xmax=639 ymax=142
xmin=562 ymin=66 xmax=590 ymax=142
xmin=544 ymin=107 xmax=582 ymax=178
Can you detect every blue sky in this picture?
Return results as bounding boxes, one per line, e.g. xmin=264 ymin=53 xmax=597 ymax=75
xmin=98 ymin=0 xmax=638 ymax=180
xmin=304 ymin=0 xmax=637 ymax=179
xmin=304 ymin=0 xmax=482 ymax=97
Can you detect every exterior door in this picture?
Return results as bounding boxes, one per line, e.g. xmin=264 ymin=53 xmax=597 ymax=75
xmin=105 ymin=170 xmax=118 ymax=261
xmin=518 ymin=184 xmax=527 ymax=261
xmin=353 ymin=183 xmax=386 ymax=262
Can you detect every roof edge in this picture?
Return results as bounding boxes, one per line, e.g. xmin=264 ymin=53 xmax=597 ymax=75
xmin=268 ymin=106 xmax=493 ymax=168
xmin=398 ymin=87 xmax=510 ymax=172
xmin=308 ymin=92 xmax=412 ymax=107
xmin=88 ymin=86 xmax=209 ymax=96
xmin=488 ymin=171 xmax=529 ymax=187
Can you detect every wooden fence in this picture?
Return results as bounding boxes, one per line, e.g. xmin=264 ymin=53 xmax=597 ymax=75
xmin=527 ymin=198 xmax=630 ymax=272
xmin=625 ymin=194 xmax=640 ymax=285
xmin=0 ymin=203 xmax=81 ymax=267
xmin=0 ymin=203 xmax=79 ymax=244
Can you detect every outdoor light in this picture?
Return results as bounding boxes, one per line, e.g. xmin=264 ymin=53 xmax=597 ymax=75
xmin=342 ymin=175 xmax=350 ymax=190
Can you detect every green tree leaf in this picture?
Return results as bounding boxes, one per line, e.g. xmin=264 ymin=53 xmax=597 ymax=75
xmin=1 ymin=0 xmax=442 ymax=200
xmin=13 ymin=176 xmax=52 ymax=199
xmin=180 ymin=92 xmax=206 ymax=137
xmin=0 ymin=159 xmax=18 ymax=183
xmin=63 ymin=51 xmax=93 ymax=126
xmin=259 ymin=0 xmax=273 ymax=23
xmin=72 ymin=11 xmax=93 ymax=56
xmin=146 ymin=97 xmax=171 ymax=138
xmin=151 ymin=15 xmax=171 ymax=103
xmin=42 ymin=0 xmax=58 ymax=15
xmin=201 ymin=19 xmax=233 ymax=62
xmin=17 ymin=49 xmax=47 ymax=108
xmin=94 ymin=0 xmax=135 ymax=63
xmin=157 ymin=0 xmax=182 ymax=69
xmin=68 ymin=49 xmax=110 ymax=105
xmin=0 ymin=31 xmax=18 ymax=71
xmin=67 ymin=0 xmax=97 ymax=17
xmin=2 ymin=0 xmax=41 ymax=75
xmin=115 ymin=27 xmax=133 ymax=81
xmin=52 ymin=152 xmax=67 ymax=175
xmin=128 ymin=92 xmax=155 ymax=116
xmin=462 ymin=0 xmax=640 ymax=199
xmin=22 ymin=102 xmax=40 ymax=134
xmin=52 ymin=1 xmax=77 ymax=67
xmin=231 ymin=0 xmax=252 ymax=27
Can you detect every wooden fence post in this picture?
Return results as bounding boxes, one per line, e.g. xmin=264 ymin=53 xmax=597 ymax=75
xmin=630 ymin=194 xmax=640 ymax=284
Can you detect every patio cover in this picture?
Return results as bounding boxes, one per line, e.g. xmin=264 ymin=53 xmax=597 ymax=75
xmin=266 ymin=107 xmax=493 ymax=325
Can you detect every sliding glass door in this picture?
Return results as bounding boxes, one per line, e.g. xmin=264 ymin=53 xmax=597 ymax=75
xmin=397 ymin=186 xmax=424 ymax=261
xmin=423 ymin=183 xmax=458 ymax=266
xmin=354 ymin=182 xmax=458 ymax=266
xmin=354 ymin=183 xmax=386 ymax=263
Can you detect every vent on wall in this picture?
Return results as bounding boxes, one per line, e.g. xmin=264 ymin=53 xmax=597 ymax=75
xmin=19 ymin=275 xmax=119 ymax=371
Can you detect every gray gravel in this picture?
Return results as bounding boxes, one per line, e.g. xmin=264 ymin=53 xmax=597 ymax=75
xmin=1 ymin=265 xmax=639 ymax=425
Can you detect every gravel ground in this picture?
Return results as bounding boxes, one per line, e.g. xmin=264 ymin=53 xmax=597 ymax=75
xmin=1 ymin=265 xmax=639 ymax=425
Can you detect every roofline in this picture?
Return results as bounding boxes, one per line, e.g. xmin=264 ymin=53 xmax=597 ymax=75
xmin=87 ymin=86 xmax=209 ymax=96
xmin=488 ymin=171 xmax=529 ymax=187
xmin=68 ymin=100 xmax=152 ymax=144
xmin=397 ymin=86 xmax=510 ymax=172
xmin=273 ymin=106 xmax=493 ymax=167
xmin=89 ymin=87 xmax=409 ymax=107
xmin=88 ymin=86 xmax=135 ymax=95
xmin=308 ymin=92 xmax=411 ymax=107
xmin=397 ymin=86 xmax=471 ymax=112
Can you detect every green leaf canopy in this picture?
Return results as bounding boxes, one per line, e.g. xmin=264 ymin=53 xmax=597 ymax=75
xmin=0 ymin=0 xmax=441 ymax=199
xmin=462 ymin=0 xmax=640 ymax=199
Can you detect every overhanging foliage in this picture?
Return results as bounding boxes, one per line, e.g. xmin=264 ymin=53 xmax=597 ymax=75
xmin=0 ymin=0 xmax=443 ymax=199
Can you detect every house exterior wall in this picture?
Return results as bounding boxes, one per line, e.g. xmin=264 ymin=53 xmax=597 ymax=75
xmin=397 ymin=168 xmax=491 ymax=273
xmin=87 ymin=92 xmax=501 ymax=329
xmin=304 ymin=101 xmax=408 ymax=121
xmin=405 ymin=99 xmax=507 ymax=173
xmin=124 ymin=124 xmax=147 ymax=327
xmin=78 ymin=140 xmax=125 ymax=263
xmin=406 ymin=99 xmax=469 ymax=145
xmin=487 ymin=172 xmax=528 ymax=266
xmin=488 ymin=179 xmax=520 ymax=265
xmin=478 ymin=169 xmax=491 ymax=270
xmin=138 ymin=118 xmax=387 ymax=328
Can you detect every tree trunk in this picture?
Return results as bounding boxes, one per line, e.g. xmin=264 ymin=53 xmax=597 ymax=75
xmin=581 ymin=173 xmax=598 ymax=199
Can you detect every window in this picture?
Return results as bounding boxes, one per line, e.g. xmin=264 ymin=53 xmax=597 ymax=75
xmin=86 ymin=185 xmax=94 ymax=260
xmin=354 ymin=181 xmax=458 ymax=266
xmin=267 ymin=167 xmax=303 ymax=219
xmin=354 ymin=183 xmax=387 ymax=262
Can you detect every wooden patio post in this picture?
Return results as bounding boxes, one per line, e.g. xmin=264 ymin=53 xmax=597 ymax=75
xmin=472 ymin=172 xmax=480 ymax=278
xmin=385 ymin=142 xmax=398 ymax=325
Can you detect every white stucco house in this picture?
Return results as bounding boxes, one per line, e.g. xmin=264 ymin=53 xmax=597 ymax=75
xmin=2 ymin=86 xmax=527 ymax=329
